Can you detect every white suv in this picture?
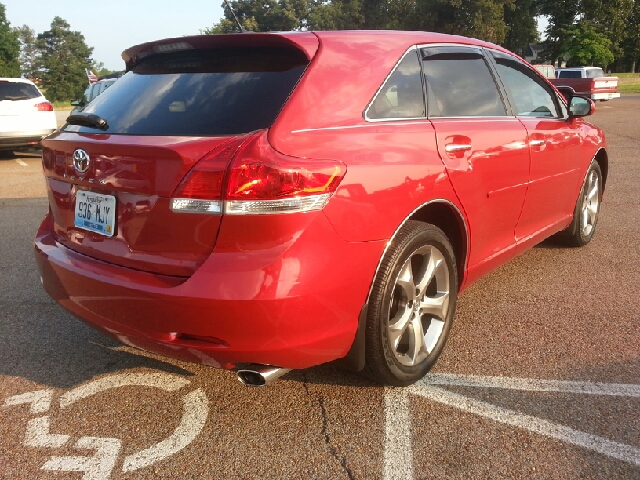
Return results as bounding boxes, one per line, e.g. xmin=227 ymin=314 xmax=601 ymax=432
xmin=0 ymin=78 xmax=57 ymax=152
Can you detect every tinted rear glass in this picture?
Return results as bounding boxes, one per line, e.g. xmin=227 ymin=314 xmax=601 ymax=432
xmin=64 ymin=47 xmax=309 ymax=136
xmin=0 ymin=82 xmax=41 ymax=100
xmin=557 ymin=71 xmax=582 ymax=78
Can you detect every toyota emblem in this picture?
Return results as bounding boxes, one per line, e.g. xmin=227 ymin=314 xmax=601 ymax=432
xmin=72 ymin=149 xmax=90 ymax=174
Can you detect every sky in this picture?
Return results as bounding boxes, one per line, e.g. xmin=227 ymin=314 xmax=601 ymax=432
xmin=4 ymin=1 xmax=549 ymax=71
xmin=3 ymin=0 xmax=225 ymax=71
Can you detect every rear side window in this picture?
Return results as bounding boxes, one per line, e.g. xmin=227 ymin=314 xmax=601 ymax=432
xmin=0 ymin=82 xmax=41 ymax=100
xmin=421 ymin=48 xmax=506 ymax=117
xmin=65 ymin=47 xmax=309 ymax=136
xmin=586 ymin=68 xmax=604 ymax=78
xmin=367 ymin=50 xmax=425 ymax=120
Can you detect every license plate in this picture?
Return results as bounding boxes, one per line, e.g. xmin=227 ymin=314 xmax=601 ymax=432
xmin=74 ymin=190 xmax=116 ymax=237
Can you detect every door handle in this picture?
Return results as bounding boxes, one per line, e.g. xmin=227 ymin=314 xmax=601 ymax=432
xmin=445 ymin=144 xmax=472 ymax=153
xmin=530 ymin=139 xmax=546 ymax=146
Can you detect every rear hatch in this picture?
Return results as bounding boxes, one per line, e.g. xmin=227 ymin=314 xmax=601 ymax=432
xmin=41 ymin=35 xmax=315 ymax=277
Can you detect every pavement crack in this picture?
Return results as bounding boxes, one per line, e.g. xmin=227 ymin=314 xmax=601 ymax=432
xmin=306 ymin=381 xmax=354 ymax=480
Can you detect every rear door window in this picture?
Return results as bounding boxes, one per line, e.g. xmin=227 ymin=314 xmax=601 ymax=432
xmin=421 ymin=47 xmax=506 ymax=117
xmin=65 ymin=46 xmax=309 ymax=136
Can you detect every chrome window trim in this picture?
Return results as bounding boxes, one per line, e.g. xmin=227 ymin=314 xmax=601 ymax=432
xmin=365 ymin=199 xmax=469 ymax=304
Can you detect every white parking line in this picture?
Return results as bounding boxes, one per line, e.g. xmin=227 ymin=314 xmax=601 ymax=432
xmin=423 ymin=373 xmax=640 ymax=397
xmin=410 ymin=385 xmax=640 ymax=467
xmin=383 ymin=388 xmax=414 ymax=480
xmin=384 ymin=374 xmax=640 ymax=480
xmin=15 ymin=159 xmax=29 ymax=167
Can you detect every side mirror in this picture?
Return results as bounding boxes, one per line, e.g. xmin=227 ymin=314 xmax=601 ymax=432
xmin=70 ymin=100 xmax=80 ymax=106
xmin=555 ymin=86 xmax=575 ymax=102
xmin=569 ymin=96 xmax=595 ymax=118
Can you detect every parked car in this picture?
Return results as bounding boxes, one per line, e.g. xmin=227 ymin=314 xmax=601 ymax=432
xmin=0 ymin=78 xmax=56 ymax=152
xmin=35 ymin=31 xmax=607 ymax=387
xmin=551 ymin=67 xmax=620 ymax=101
xmin=70 ymin=74 xmax=122 ymax=114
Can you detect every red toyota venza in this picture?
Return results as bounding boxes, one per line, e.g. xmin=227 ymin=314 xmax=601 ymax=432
xmin=35 ymin=31 xmax=607 ymax=387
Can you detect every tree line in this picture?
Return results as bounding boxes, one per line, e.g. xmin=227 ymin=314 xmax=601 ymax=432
xmin=0 ymin=4 xmax=103 ymax=101
xmin=207 ymin=0 xmax=640 ymax=71
xmin=1 ymin=0 xmax=639 ymax=101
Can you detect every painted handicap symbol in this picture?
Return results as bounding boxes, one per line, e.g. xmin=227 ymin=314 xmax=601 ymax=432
xmin=3 ymin=372 xmax=208 ymax=479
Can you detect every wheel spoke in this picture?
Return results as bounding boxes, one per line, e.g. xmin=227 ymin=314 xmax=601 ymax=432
xmin=587 ymin=182 xmax=599 ymax=203
xmin=587 ymin=202 xmax=598 ymax=225
xmin=424 ymin=319 xmax=445 ymax=353
xmin=388 ymin=307 xmax=412 ymax=348
xmin=415 ymin=247 xmax=444 ymax=296
xmin=420 ymin=292 xmax=449 ymax=319
xmin=396 ymin=261 xmax=416 ymax=302
xmin=406 ymin=316 xmax=428 ymax=364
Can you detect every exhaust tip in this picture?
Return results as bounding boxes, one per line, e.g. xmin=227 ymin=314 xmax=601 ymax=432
xmin=237 ymin=370 xmax=267 ymax=387
xmin=237 ymin=365 xmax=292 ymax=387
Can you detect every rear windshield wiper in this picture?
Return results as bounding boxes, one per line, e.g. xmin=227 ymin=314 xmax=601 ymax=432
xmin=66 ymin=112 xmax=109 ymax=130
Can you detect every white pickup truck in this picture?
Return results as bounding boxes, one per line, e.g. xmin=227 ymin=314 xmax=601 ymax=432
xmin=551 ymin=67 xmax=620 ymax=101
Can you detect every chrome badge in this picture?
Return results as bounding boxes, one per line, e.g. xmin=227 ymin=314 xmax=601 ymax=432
xmin=72 ymin=149 xmax=90 ymax=174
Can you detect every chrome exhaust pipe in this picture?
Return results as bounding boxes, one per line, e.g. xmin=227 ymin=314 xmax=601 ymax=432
xmin=237 ymin=364 xmax=292 ymax=387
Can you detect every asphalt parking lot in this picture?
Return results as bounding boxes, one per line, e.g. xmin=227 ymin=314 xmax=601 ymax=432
xmin=1 ymin=97 xmax=638 ymax=479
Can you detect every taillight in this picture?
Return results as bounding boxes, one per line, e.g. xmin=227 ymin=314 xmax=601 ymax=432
xmin=225 ymin=133 xmax=345 ymax=214
xmin=171 ymin=135 xmax=250 ymax=214
xmin=36 ymin=102 xmax=53 ymax=112
xmin=171 ymin=131 xmax=346 ymax=215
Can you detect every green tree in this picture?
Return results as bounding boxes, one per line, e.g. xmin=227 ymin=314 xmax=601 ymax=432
xmin=538 ymin=0 xmax=581 ymax=64
xmin=503 ymin=0 xmax=539 ymax=54
xmin=408 ymin=0 xmax=514 ymax=45
xmin=623 ymin=0 xmax=640 ymax=72
xmin=16 ymin=25 xmax=38 ymax=80
xmin=36 ymin=17 xmax=93 ymax=101
xmin=0 ymin=3 xmax=20 ymax=77
xmin=582 ymin=0 xmax=633 ymax=70
xmin=205 ymin=0 xmax=309 ymax=32
xmin=563 ymin=23 xmax=614 ymax=67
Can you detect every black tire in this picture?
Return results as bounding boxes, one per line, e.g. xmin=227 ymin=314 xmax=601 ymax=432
xmin=563 ymin=161 xmax=603 ymax=247
xmin=363 ymin=221 xmax=458 ymax=386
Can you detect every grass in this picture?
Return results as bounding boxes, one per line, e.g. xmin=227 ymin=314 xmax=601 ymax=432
xmin=618 ymin=82 xmax=640 ymax=94
xmin=611 ymin=72 xmax=640 ymax=78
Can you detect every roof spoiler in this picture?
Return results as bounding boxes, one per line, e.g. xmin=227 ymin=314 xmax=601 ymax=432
xmin=121 ymin=33 xmax=319 ymax=72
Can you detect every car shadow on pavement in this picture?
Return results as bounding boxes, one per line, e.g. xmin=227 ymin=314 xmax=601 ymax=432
xmin=0 ymin=302 xmax=194 ymax=390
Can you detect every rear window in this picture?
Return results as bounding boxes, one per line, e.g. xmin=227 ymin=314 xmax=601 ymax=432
xmin=557 ymin=70 xmax=582 ymax=78
xmin=0 ymin=82 xmax=41 ymax=100
xmin=64 ymin=47 xmax=309 ymax=136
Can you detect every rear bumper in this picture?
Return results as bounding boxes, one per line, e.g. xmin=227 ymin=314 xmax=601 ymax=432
xmin=0 ymin=129 xmax=55 ymax=149
xmin=591 ymin=92 xmax=620 ymax=101
xmin=35 ymin=211 xmax=384 ymax=369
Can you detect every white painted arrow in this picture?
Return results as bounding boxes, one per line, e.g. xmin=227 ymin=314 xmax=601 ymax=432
xmin=41 ymin=436 xmax=122 ymax=480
